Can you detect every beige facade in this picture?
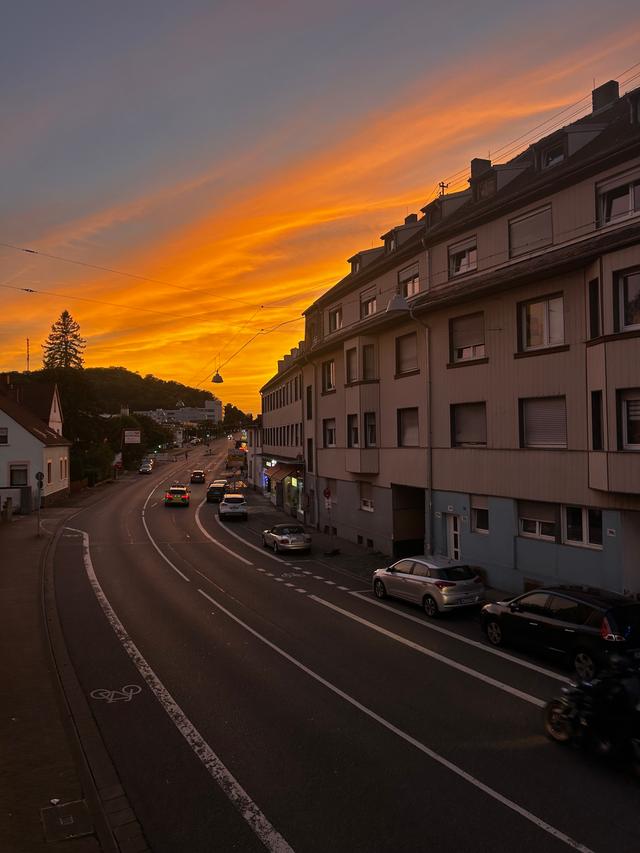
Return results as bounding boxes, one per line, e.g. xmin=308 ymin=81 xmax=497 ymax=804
xmin=260 ymin=82 xmax=640 ymax=593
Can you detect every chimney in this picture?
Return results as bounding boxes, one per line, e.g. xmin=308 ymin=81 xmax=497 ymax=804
xmin=404 ymin=213 xmax=418 ymax=225
xmin=592 ymin=80 xmax=619 ymax=113
xmin=470 ymin=158 xmax=492 ymax=179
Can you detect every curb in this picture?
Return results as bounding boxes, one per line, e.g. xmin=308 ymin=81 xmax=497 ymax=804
xmin=41 ymin=514 xmax=150 ymax=852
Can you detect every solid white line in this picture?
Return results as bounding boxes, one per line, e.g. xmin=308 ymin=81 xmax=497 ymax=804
xmin=194 ymin=500 xmax=253 ymax=566
xmin=311 ymin=596 xmax=545 ymax=708
xmin=141 ymin=489 xmax=190 ymax=582
xmin=196 ymin=587 xmax=592 ymax=853
xmin=69 ymin=528 xmax=293 ymax=853
xmin=349 ymin=592 xmax=570 ymax=683
xmin=212 ymin=513 xmax=290 ymax=565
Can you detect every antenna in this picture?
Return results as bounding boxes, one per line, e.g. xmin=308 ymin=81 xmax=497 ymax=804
xmin=438 ymin=181 xmax=449 ymax=197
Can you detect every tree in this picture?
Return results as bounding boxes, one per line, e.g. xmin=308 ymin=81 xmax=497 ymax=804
xmin=42 ymin=310 xmax=86 ymax=369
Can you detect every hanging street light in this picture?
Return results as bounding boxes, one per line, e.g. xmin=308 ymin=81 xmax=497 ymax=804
xmin=212 ymin=371 xmax=223 ymax=384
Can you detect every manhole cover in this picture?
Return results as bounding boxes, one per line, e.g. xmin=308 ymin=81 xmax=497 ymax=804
xmin=41 ymin=799 xmax=94 ymax=842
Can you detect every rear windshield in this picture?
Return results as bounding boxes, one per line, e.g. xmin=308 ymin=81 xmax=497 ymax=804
xmin=225 ymin=496 xmax=245 ymax=504
xmin=209 ymin=484 xmax=225 ymax=490
xmin=169 ymin=489 xmax=187 ymax=495
xmin=278 ymin=526 xmax=304 ymax=535
xmin=192 ymin=471 xmax=204 ymax=475
xmin=432 ymin=566 xmax=475 ymax=581
xmin=609 ymin=605 xmax=640 ymax=639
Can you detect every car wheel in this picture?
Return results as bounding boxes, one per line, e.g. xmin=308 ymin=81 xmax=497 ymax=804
xmin=485 ymin=619 xmax=503 ymax=646
xmin=543 ymin=700 xmax=572 ymax=743
xmin=573 ymin=650 xmax=596 ymax=681
xmin=423 ymin=595 xmax=439 ymax=618
xmin=373 ymin=579 xmax=386 ymax=599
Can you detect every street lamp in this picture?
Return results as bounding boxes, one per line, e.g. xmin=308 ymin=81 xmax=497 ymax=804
xmin=386 ymin=292 xmax=434 ymax=555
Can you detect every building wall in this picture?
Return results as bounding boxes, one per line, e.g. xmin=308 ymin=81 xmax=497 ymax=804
xmin=0 ymin=413 xmax=69 ymax=510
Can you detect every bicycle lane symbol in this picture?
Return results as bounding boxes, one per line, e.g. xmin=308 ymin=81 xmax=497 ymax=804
xmin=90 ymin=685 xmax=142 ymax=704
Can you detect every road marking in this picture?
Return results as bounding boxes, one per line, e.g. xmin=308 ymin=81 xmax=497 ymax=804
xmin=141 ymin=490 xmax=190 ymax=582
xmin=284 ymin=583 xmax=295 ymax=588
xmin=212 ymin=513 xmax=290 ymax=564
xmin=70 ymin=528 xmax=294 ymax=853
xmin=324 ymin=581 xmax=336 ymax=586
xmin=90 ymin=685 xmax=141 ymax=704
xmin=196 ymin=587 xmax=592 ymax=853
xmin=194 ymin=500 xmax=253 ymax=566
xmin=295 ymin=589 xmax=307 ymax=594
xmin=313 ymin=576 xmax=324 ymax=580
xmin=349 ymin=592 xmax=569 ymax=683
xmin=311 ymin=596 xmax=545 ymax=708
xmin=302 ymin=571 xmax=312 ymax=576
xmin=338 ymin=586 xmax=350 ymax=591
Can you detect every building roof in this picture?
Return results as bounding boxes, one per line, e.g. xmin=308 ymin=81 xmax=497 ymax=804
xmin=0 ymin=390 xmax=71 ymax=447
xmin=10 ymin=382 xmax=59 ymax=425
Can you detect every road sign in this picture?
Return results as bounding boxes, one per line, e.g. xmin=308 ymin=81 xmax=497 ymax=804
xmin=324 ymin=498 xmax=332 ymax=511
xmin=123 ymin=430 xmax=141 ymax=444
xmin=323 ymin=487 xmax=331 ymax=499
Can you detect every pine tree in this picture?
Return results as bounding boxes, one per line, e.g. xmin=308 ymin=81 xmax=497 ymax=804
xmin=42 ymin=310 xmax=86 ymax=369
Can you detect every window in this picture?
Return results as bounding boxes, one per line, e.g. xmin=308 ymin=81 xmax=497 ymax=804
xmin=448 ymin=236 xmax=477 ymax=278
xmin=364 ymin=412 xmax=377 ymax=448
xmin=397 ymin=407 xmax=419 ymax=447
xmin=616 ymin=269 xmax=640 ymax=331
xmin=362 ymin=344 xmax=376 ymax=380
xmin=451 ymin=402 xmax=487 ymax=447
xmin=520 ymin=295 xmax=564 ymax=350
xmin=591 ymin=390 xmax=603 ymax=450
xmin=450 ymin=313 xmax=485 ymax=362
xmin=399 ymin=264 xmax=419 ymax=298
xmin=60 ymin=458 xmax=64 ymax=479
xmin=546 ymin=596 xmax=596 ymax=625
xmin=395 ymin=332 xmax=418 ymax=374
xmin=360 ymin=481 xmax=374 ymax=512
xmin=360 ymin=290 xmax=377 ymax=318
xmin=521 ymin=397 xmax=567 ymax=448
xmin=598 ymin=170 xmax=640 ymax=225
xmin=588 ymin=278 xmax=601 ymax=338
xmin=321 ymin=360 xmax=335 ymax=392
xmin=471 ymin=495 xmax=489 ymax=533
xmin=621 ymin=390 xmax=640 ymax=449
xmin=509 ymin=206 xmax=552 ymax=257
xmin=328 ymin=306 xmax=343 ymax=332
xmin=517 ymin=593 xmax=550 ymax=614
xmin=307 ymin=438 xmax=314 ymax=472
xmin=306 ymin=385 xmax=312 ymax=420
xmin=9 ymin=465 xmax=28 ymax=487
xmin=47 ymin=461 xmax=52 ymax=484
xmin=347 ymin=414 xmax=359 ymax=448
xmin=518 ymin=501 xmax=558 ymax=540
xmin=541 ymin=143 xmax=565 ymax=169
xmin=323 ymin=418 xmax=336 ymax=448
xmin=345 ymin=347 xmax=358 ymax=383
xmin=352 ymin=258 xmax=361 ymax=274
xmin=563 ymin=506 xmax=603 ymax=548
xmin=387 ymin=234 xmax=396 ymax=252
xmin=0 ymin=427 xmax=7 ymax=444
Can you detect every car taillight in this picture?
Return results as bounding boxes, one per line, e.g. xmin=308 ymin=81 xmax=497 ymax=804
xmin=281 ymin=538 xmax=290 ymax=544
xmin=434 ymin=581 xmax=456 ymax=590
xmin=165 ymin=493 xmax=172 ymax=499
xmin=600 ymin=616 xmax=625 ymax=642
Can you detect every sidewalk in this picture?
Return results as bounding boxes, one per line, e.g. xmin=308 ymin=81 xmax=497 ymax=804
xmin=0 ymin=483 xmax=146 ymax=853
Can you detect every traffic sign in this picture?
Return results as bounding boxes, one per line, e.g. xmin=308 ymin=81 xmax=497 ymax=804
xmin=324 ymin=498 xmax=332 ymax=511
xmin=323 ymin=487 xmax=331 ymax=499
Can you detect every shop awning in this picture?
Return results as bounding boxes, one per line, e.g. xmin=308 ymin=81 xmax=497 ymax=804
xmin=266 ymin=464 xmax=300 ymax=483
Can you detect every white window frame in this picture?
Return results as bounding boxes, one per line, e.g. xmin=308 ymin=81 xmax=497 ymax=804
xmin=450 ymin=313 xmax=485 ymax=363
xmin=521 ymin=294 xmax=564 ymax=351
xmin=321 ymin=360 xmax=335 ymax=392
xmin=360 ymin=481 xmax=374 ymax=512
xmin=597 ymin=168 xmax=640 ymax=226
xmin=561 ymin=505 xmax=603 ymax=549
xmin=617 ymin=269 xmax=640 ymax=332
xmin=622 ymin=391 xmax=640 ymax=450
xmin=360 ymin=290 xmax=377 ymax=319
xmin=328 ymin=306 xmax=343 ymax=333
xmin=399 ymin=264 xmax=420 ymax=298
xmin=519 ymin=517 xmax=557 ymax=541
xmin=323 ymin=418 xmax=336 ymax=448
xmin=541 ymin=143 xmax=565 ymax=169
xmin=448 ymin=236 xmax=477 ymax=278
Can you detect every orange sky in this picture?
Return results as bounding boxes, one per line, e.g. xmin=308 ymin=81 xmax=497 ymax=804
xmin=2 ymin=17 xmax=640 ymax=412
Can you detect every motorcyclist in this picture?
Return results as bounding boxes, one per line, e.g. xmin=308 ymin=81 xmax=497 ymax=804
xmin=589 ymin=654 xmax=640 ymax=752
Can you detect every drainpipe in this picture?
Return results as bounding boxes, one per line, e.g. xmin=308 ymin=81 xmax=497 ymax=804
xmin=410 ymin=307 xmax=434 ymax=555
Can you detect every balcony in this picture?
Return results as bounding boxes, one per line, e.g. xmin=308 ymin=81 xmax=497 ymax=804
xmin=345 ymin=448 xmax=379 ymax=474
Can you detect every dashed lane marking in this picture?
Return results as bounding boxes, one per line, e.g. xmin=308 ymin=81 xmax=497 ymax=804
xmin=295 ymin=589 xmax=307 ymax=594
xmin=194 ymin=500 xmax=253 ymax=566
xmin=324 ymin=581 xmax=336 ymax=586
xmin=141 ymin=489 xmax=190 ymax=582
xmin=67 ymin=528 xmax=294 ymax=853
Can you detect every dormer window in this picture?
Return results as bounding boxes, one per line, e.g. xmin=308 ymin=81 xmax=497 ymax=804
xmin=351 ymin=258 xmax=361 ymax=274
xmin=386 ymin=234 xmax=397 ymax=253
xmin=541 ymin=143 xmax=565 ymax=169
xmin=476 ymin=175 xmax=496 ymax=200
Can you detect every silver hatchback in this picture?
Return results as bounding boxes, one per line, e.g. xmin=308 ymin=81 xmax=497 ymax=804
xmin=372 ymin=555 xmax=485 ymax=617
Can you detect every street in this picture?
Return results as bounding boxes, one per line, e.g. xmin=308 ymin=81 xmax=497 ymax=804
xmin=51 ymin=440 xmax=640 ymax=853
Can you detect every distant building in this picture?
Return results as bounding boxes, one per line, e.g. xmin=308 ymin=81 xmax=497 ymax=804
xmin=136 ymin=396 xmax=222 ymax=425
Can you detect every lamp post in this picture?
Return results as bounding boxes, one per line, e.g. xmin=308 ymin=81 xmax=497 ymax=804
xmin=386 ymin=293 xmax=434 ymax=555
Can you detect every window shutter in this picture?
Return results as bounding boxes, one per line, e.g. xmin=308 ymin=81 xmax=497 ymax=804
xmin=452 ymin=314 xmax=484 ymax=350
xmin=523 ymin=397 xmax=567 ymax=447
xmin=518 ymin=500 xmax=557 ymax=522
xmin=396 ymin=333 xmax=417 ymax=373
xmin=454 ymin=403 xmax=486 ymax=445
xmin=471 ymin=494 xmax=488 ymax=510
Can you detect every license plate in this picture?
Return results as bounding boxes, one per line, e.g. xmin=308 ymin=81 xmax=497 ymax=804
xmin=459 ymin=596 xmax=477 ymax=605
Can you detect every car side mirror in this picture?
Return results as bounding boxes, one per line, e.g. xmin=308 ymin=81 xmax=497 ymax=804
xmin=509 ymin=602 xmax=522 ymax=613
xmin=387 ymin=566 xmax=395 ymax=573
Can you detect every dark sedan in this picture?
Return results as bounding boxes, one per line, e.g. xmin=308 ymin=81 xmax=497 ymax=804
xmin=481 ymin=585 xmax=640 ymax=679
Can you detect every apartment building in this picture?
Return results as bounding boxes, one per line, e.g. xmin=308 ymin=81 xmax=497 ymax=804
xmin=260 ymin=344 xmax=305 ymax=518
xmin=260 ymin=80 xmax=640 ymax=594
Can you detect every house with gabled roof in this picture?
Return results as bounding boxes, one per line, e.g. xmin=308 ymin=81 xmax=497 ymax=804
xmin=0 ymin=378 xmax=71 ymax=512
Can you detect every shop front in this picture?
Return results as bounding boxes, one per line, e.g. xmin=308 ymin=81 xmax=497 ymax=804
xmin=262 ymin=460 xmax=304 ymax=519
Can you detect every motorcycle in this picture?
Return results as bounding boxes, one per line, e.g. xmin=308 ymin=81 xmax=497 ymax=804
xmin=543 ymin=665 xmax=640 ymax=777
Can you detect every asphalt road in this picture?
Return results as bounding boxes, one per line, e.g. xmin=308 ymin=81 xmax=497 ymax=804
xmin=52 ymin=439 xmax=640 ymax=853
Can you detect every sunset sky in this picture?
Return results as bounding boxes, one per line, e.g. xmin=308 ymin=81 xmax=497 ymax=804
xmin=2 ymin=1 xmax=640 ymax=412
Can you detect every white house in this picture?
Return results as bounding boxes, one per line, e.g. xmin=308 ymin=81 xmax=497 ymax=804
xmin=0 ymin=382 xmax=71 ymax=512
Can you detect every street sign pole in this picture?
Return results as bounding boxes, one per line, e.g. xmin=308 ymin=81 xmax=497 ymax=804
xmin=35 ymin=471 xmax=44 ymax=537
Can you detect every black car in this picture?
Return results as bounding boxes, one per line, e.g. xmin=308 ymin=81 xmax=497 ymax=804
xmin=481 ymin=585 xmax=640 ymax=679
xmin=190 ymin=470 xmax=205 ymax=484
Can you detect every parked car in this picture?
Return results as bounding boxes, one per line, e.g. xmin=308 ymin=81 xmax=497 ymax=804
xmin=218 ymin=494 xmax=248 ymax=520
xmin=206 ymin=480 xmax=229 ymax=502
xmin=262 ymin=524 xmax=312 ymax=553
xmin=190 ymin=470 xmax=206 ymax=484
xmin=480 ymin=585 xmax=640 ymax=679
xmin=372 ymin=556 xmax=485 ymax=617
xmin=139 ymin=463 xmax=153 ymax=474
xmin=164 ymin=486 xmax=190 ymax=507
